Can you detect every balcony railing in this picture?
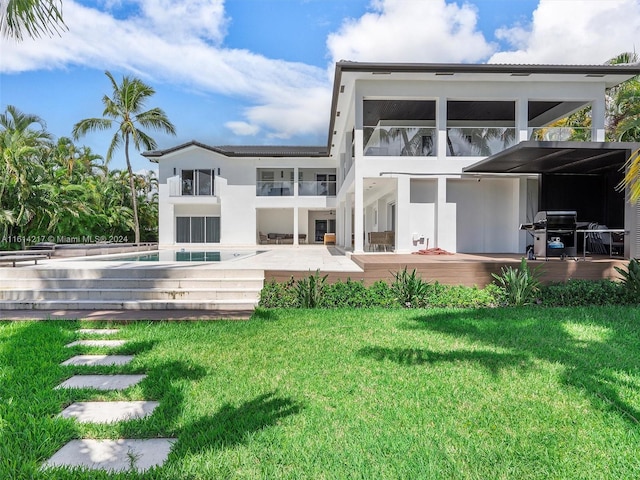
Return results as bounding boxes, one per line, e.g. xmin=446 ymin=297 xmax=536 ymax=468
xmin=529 ymin=127 xmax=592 ymax=141
xmin=168 ymin=175 xmax=216 ymax=197
xmin=256 ymin=181 xmax=294 ymax=196
xmin=446 ymin=127 xmax=517 ymax=157
xmin=299 ymin=181 xmax=337 ymax=196
xmin=364 ymin=127 xmax=437 ymax=156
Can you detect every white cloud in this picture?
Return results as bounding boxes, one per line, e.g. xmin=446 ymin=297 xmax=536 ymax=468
xmin=327 ymin=0 xmax=495 ymax=64
xmin=225 ymin=121 xmax=260 ymax=136
xmin=490 ymin=0 xmax=640 ymax=64
xmin=0 ymin=1 xmax=330 ymax=140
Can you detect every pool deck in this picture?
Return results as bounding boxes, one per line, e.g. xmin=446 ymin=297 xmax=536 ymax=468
xmin=0 ymin=245 xmax=627 ymax=321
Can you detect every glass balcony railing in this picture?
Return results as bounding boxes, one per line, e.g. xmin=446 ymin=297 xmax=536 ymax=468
xmin=529 ymin=127 xmax=592 ymax=141
xmin=299 ymin=181 xmax=337 ymax=196
xmin=168 ymin=175 xmax=215 ymax=197
xmin=446 ymin=127 xmax=517 ymax=157
xmin=256 ymin=181 xmax=294 ymax=196
xmin=364 ymin=127 xmax=437 ymax=156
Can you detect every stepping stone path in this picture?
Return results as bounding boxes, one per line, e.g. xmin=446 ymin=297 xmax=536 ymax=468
xmin=43 ymin=438 xmax=175 ymax=473
xmin=59 ymin=401 xmax=160 ymax=423
xmin=43 ymin=328 xmax=176 ymax=473
xmin=55 ymin=374 xmax=147 ymax=390
xmin=65 ymin=339 xmax=127 ymax=348
xmin=77 ymin=328 xmax=120 ymax=335
xmin=61 ymin=354 xmax=134 ymax=366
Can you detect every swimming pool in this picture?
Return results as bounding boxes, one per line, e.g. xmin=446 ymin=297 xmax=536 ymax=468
xmin=90 ymin=250 xmax=262 ymax=262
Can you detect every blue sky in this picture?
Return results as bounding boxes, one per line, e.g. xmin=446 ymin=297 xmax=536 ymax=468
xmin=1 ymin=0 xmax=639 ymax=171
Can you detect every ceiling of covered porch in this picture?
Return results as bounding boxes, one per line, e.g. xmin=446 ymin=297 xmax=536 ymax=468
xmin=463 ymin=141 xmax=639 ymax=175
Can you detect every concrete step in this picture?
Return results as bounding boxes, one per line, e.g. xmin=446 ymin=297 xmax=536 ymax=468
xmin=61 ymin=355 xmax=134 ymax=366
xmin=0 ymin=299 xmax=258 ymax=310
xmin=0 ymin=267 xmax=264 ymax=280
xmin=59 ymin=401 xmax=159 ymax=423
xmin=0 ymin=287 xmax=262 ymax=301
xmin=0 ymin=277 xmax=265 ymax=289
xmin=42 ymin=438 xmax=175 ymax=472
xmin=55 ymin=374 xmax=147 ymax=390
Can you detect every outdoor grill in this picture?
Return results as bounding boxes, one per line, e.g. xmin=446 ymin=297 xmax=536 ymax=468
xmin=522 ymin=211 xmax=578 ymax=260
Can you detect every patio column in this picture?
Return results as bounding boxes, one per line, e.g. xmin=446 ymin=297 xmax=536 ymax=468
xmin=346 ymin=193 xmax=354 ymax=251
xmin=395 ymin=176 xmax=411 ymax=253
xmin=354 ymin=178 xmax=364 ymax=253
xmin=516 ymin=95 xmax=529 ymax=141
xmin=592 ymin=98 xmax=606 ymax=141
xmin=293 ymin=207 xmax=299 ymax=245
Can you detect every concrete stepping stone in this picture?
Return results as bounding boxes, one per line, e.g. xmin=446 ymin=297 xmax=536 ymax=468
xmin=59 ymin=401 xmax=159 ymax=423
xmin=65 ymin=340 xmax=127 ymax=348
xmin=55 ymin=374 xmax=146 ymax=390
xmin=77 ymin=328 xmax=120 ymax=335
xmin=61 ymin=355 xmax=134 ymax=366
xmin=42 ymin=438 xmax=176 ymax=472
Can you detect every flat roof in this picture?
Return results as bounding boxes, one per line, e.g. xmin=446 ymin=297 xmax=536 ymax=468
xmin=463 ymin=141 xmax=640 ymax=175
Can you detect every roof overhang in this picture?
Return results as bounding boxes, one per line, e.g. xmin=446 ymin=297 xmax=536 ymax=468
xmin=463 ymin=141 xmax=640 ymax=175
xmin=328 ymin=61 xmax=640 ymax=155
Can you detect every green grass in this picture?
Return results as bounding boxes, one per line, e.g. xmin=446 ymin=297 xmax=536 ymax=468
xmin=2 ymin=308 xmax=640 ymax=479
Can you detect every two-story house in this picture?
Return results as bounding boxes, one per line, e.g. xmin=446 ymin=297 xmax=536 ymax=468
xmin=144 ymin=61 xmax=640 ymax=258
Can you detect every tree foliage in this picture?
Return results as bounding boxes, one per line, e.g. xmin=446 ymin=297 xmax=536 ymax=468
xmin=0 ymin=0 xmax=66 ymax=41
xmin=73 ymin=71 xmax=176 ymax=244
xmin=0 ymin=105 xmax=158 ymax=249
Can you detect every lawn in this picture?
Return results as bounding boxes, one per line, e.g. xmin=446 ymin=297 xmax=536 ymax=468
xmin=2 ymin=307 xmax=640 ymax=479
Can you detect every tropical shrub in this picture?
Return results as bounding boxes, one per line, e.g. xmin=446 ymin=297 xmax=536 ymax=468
xmin=539 ymin=279 xmax=626 ymax=306
xmin=492 ymin=257 xmax=542 ymax=306
xmin=259 ymin=278 xmax=297 ymax=308
xmin=390 ymin=267 xmax=431 ymax=308
xmin=294 ymin=270 xmax=327 ymax=308
xmin=319 ymin=279 xmax=372 ymax=308
xmin=615 ymin=258 xmax=640 ymax=300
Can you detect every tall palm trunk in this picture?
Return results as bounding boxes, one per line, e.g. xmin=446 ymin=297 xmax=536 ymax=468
xmin=124 ymin=135 xmax=140 ymax=244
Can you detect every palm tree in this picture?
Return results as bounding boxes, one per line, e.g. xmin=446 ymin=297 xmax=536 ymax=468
xmin=0 ymin=0 xmax=66 ymax=40
xmin=72 ymin=71 xmax=176 ymax=243
xmin=0 ymin=105 xmax=52 ymax=239
xmin=606 ymin=52 xmax=640 ymax=203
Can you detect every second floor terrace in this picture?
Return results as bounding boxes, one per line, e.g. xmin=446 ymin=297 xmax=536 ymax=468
xmin=360 ymin=99 xmax=597 ymax=158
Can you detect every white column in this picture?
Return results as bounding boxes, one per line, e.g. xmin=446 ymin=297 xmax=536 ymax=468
xmin=346 ymin=194 xmax=353 ymax=251
xmin=293 ymin=167 xmax=299 ymax=196
xmin=516 ymin=95 xmax=529 ymax=141
xmin=395 ymin=176 xmax=411 ymax=253
xmin=293 ymin=206 xmax=299 ymax=245
xmin=437 ymin=96 xmax=447 ymax=159
xmin=592 ymin=97 xmax=606 ymax=141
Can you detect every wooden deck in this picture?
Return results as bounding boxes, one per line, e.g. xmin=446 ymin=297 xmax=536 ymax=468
xmin=265 ymin=252 xmax=628 ymax=287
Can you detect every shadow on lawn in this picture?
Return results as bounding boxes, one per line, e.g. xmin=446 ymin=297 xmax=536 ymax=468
xmin=405 ymin=307 xmax=640 ymax=427
xmin=0 ymin=320 xmax=81 ymax=477
xmin=171 ymin=391 xmax=303 ymax=457
xmin=358 ymin=345 xmax=531 ymax=375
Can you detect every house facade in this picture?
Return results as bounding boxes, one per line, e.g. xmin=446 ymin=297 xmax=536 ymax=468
xmin=144 ymin=62 xmax=640 ymax=258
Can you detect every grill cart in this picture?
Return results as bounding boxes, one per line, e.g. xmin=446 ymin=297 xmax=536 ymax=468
xmin=521 ymin=211 xmax=578 ymax=260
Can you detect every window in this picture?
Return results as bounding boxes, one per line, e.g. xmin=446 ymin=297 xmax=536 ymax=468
xmin=176 ymin=217 xmax=220 ymax=243
xmin=181 ymin=169 xmax=214 ymax=195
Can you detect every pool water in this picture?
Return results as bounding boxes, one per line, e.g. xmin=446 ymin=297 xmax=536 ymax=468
xmin=92 ymin=250 xmax=262 ymax=262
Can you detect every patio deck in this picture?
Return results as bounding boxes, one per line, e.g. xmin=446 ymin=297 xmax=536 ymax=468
xmin=265 ymin=252 xmax=627 ymax=287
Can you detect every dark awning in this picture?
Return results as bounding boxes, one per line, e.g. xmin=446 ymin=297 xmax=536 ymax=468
xmin=463 ymin=141 xmax=640 ymax=175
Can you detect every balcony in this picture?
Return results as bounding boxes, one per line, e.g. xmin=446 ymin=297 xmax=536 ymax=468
xmin=299 ymin=180 xmax=337 ymax=196
xmin=364 ymin=127 xmax=437 ymax=156
xmin=446 ymin=127 xmax=517 ymax=157
xmin=529 ymin=127 xmax=592 ymax=141
xmin=168 ymin=172 xmax=215 ymax=197
xmin=257 ymin=181 xmax=293 ymax=196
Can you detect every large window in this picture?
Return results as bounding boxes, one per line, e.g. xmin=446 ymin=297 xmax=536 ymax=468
xmin=182 ymin=169 xmax=214 ymax=195
xmin=176 ymin=216 xmax=220 ymax=243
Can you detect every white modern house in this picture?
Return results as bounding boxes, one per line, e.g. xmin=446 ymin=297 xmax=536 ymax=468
xmin=144 ymin=61 xmax=640 ymax=258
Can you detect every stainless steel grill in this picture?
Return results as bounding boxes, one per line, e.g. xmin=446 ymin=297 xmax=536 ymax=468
xmin=521 ymin=211 xmax=577 ymax=260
